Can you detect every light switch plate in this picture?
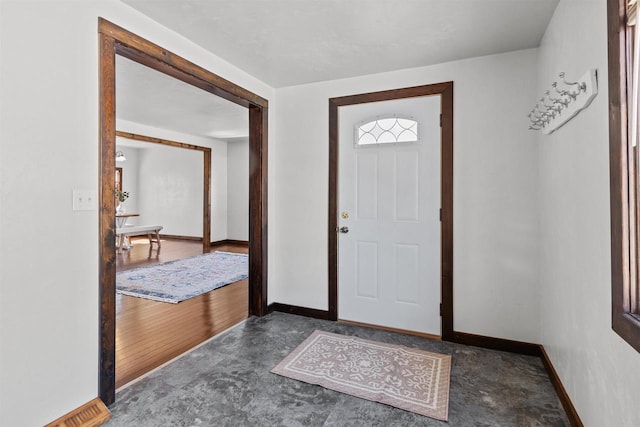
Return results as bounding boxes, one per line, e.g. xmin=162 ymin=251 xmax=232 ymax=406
xmin=73 ymin=189 xmax=98 ymax=211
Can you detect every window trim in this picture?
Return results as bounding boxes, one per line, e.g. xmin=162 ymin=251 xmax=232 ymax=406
xmin=608 ymin=0 xmax=640 ymax=352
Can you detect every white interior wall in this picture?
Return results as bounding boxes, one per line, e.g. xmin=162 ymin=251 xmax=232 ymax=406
xmin=5 ymin=0 xmax=639 ymax=425
xmin=227 ymin=138 xmax=249 ymax=241
xmin=137 ymin=144 xmax=203 ymax=237
xmin=114 ymin=145 xmax=139 ymax=225
xmin=537 ymin=1 xmax=640 ymax=426
xmin=117 ymin=119 xmax=230 ymax=242
xmin=0 ymin=1 xmax=275 ymax=425
xmin=271 ymin=49 xmax=541 ymax=343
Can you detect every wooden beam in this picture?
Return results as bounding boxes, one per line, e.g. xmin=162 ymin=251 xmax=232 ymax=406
xmin=116 ymin=130 xmax=211 ymax=152
xmin=98 ymin=18 xmax=268 ymax=109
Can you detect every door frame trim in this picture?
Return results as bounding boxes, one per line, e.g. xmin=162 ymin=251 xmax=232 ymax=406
xmin=328 ymin=82 xmax=454 ymax=340
xmin=98 ymin=18 xmax=268 ymax=405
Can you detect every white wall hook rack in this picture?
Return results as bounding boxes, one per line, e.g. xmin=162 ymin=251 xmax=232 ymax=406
xmin=528 ymin=68 xmax=598 ymax=134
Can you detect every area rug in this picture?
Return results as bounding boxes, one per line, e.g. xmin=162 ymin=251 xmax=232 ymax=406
xmin=116 ymin=251 xmax=248 ymax=303
xmin=271 ymin=330 xmax=451 ymax=421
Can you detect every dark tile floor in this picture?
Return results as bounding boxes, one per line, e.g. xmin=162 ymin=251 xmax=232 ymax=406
xmin=106 ymin=312 xmax=569 ymax=426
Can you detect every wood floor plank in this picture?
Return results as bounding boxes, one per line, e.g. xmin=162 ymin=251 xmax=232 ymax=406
xmin=115 ymin=239 xmax=249 ymax=388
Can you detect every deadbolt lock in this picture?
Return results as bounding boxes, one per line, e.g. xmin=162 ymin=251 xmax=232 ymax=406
xmin=341 ymin=211 xmax=349 ymax=219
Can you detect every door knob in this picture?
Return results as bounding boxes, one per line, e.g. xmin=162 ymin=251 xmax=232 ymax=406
xmin=338 ymin=226 xmax=349 ymax=233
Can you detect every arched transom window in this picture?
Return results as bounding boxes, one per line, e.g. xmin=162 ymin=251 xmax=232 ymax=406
xmin=356 ymin=116 xmax=419 ymax=146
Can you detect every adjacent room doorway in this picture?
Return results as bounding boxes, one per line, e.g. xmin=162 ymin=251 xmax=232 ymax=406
xmin=98 ymin=18 xmax=268 ymax=406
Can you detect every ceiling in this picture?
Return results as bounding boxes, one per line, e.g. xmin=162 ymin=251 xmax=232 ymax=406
xmin=116 ymin=56 xmax=249 ymax=139
xmin=123 ymin=0 xmax=559 ymax=88
xmin=116 ymin=0 xmax=558 ymax=140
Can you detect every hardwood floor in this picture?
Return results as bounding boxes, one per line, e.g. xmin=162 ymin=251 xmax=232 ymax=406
xmin=115 ymin=238 xmax=248 ymax=388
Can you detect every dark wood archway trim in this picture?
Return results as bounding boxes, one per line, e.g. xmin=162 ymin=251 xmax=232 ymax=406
xmin=99 ymin=18 xmax=268 ymax=405
xmin=99 ymin=20 xmax=267 ymax=108
xmin=115 ymin=130 xmax=212 ymax=252
xmin=328 ymin=82 xmax=454 ymax=340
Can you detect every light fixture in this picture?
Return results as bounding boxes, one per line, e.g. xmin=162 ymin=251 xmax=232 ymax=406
xmin=116 ymin=151 xmax=126 ymax=162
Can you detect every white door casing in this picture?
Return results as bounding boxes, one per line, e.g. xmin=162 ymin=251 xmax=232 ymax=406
xmin=338 ymin=95 xmax=441 ymax=335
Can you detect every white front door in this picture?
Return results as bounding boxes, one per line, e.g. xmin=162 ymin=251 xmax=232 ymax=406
xmin=338 ymin=95 xmax=441 ymax=335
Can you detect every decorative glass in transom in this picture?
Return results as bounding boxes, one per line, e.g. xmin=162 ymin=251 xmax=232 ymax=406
xmin=356 ymin=117 xmax=419 ymax=145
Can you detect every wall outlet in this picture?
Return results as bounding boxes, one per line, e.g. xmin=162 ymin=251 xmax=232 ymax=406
xmin=73 ymin=189 xmax=98 ymax=211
